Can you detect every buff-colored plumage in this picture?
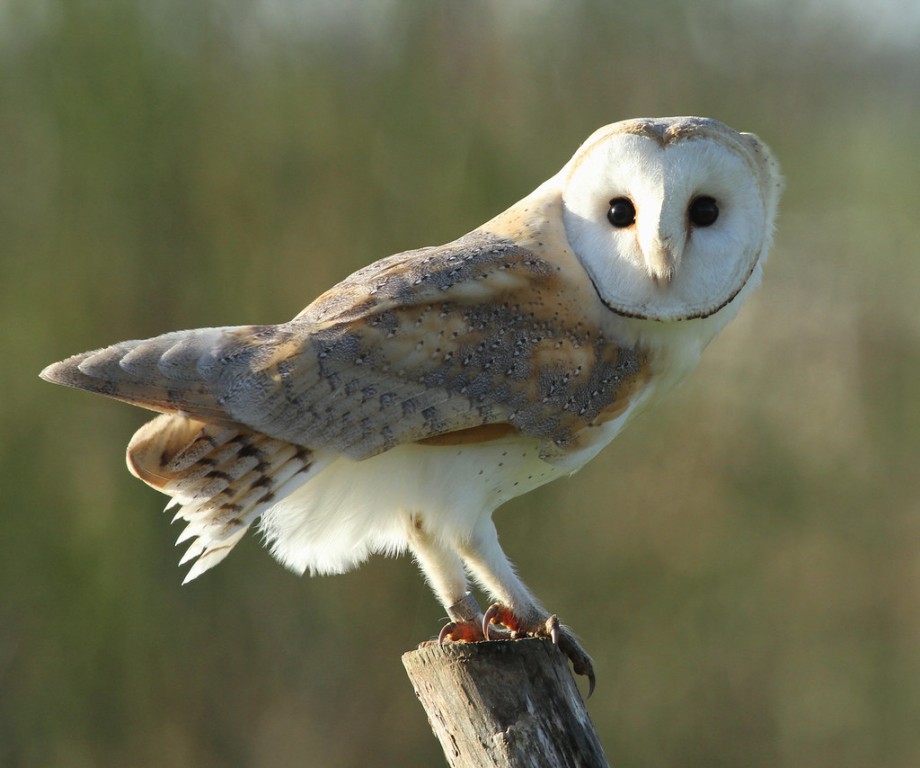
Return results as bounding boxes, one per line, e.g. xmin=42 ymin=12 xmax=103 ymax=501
xmin=42 ymin=117 xmax=782 ymax=688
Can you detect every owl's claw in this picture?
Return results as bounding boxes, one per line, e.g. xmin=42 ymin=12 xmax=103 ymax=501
xmin=438 ymin=620 xmax=485 ymax=644
xmin=483 ymin=602 xmax=596 ymax=697
xmin=482 ymin=603 xmax=498 ymax=640
xmin=483 ymin=602 xmax=553 ymax=640
xmin=439 ymin=618 xmax=513 ymax=644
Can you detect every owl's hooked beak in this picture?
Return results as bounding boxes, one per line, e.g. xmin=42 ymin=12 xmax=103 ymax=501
xmin=643 ymin=237 xmax=678 ymax=287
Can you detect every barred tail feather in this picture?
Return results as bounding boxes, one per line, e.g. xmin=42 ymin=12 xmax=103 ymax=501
xmin=126 ymin=413 xmax=327 ymax=582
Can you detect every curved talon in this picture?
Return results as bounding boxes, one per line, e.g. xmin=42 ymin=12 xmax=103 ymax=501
xmin=564 ymin=646 xmax=596 ymax=698
xmin=556 ymin=628 xmax=597 ymax=698
xmin=573 ymin=659 xmax=597 ymax=699
xmin=482 ymin=603 xmax=500 ymax=640
xmin=438 ymin=622 xmax=456 ymax=645
xmin=547 ymin=614 xmax=560 ymax=645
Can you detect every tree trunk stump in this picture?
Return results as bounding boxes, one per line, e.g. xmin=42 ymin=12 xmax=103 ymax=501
xmin=402 ymin=638 xmax=609 ymax=768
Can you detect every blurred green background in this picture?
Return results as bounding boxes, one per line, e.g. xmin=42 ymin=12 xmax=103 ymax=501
xmin=2 ymin=0 xmax=919 ymax=765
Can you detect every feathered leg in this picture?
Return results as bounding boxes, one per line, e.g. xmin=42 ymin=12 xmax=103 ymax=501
xmin=406 ymin=516 xmax=486 ymax=642
xmin=457 ymin=516 xmax=596 ymax=694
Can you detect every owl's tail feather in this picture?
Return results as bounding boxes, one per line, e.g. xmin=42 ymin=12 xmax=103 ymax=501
xmin=39 ymin=326 xmax=260 ymax=422
xmin=127 ymin=413 xmax=319 ymax=583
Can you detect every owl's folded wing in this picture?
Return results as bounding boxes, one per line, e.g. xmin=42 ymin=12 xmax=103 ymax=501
xmin=41 ymin=233 xmax=648 ymax=461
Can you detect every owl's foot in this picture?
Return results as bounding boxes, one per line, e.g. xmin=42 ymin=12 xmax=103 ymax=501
xmin=415 ymin=621 xmax=488 ymax=649
xmin=483 ymin=602 xmax=596 ymax=697
xmin=437 ymin=619 xmax=484 ymax=644
xmin=434 ymin=592 xmax=492 ymax=644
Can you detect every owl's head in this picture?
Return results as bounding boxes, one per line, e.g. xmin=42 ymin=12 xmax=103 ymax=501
xmin=561 ymin=116 xmax=782 ymax=322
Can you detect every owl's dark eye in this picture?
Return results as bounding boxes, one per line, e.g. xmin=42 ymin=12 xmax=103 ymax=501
xmin=607 ymin=197 xmax=636 ymax=228
xmin=689 ymin=196 xmax=719 ymax=227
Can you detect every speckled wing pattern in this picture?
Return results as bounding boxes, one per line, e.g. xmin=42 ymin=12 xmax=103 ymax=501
xmin=48 ymin=232 xmax=648 ymax=462
xmin=224 ymin=232 xmax=648 ymax=460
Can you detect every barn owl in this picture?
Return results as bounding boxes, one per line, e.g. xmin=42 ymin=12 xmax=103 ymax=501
xmin=41 ymin=117 xmax=781 ymax=693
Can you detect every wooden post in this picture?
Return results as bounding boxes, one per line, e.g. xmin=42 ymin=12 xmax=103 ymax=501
xmin=402 ymin=638 xmax=609 ymax=768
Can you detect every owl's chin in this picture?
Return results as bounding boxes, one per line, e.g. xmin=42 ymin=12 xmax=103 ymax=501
xmin=586 ymin=247 xmax=762 ymax=323
xmin=589 ymin=274 xmax=752 ymax=323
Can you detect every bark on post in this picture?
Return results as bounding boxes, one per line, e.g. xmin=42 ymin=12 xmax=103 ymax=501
xmin=402 ymin=638 xmax=609 ymax=768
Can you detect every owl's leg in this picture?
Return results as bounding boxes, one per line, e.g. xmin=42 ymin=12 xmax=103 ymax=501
xmin=406 ymin=515 xmax=484 ymax=643
xmin=457 ymin=515 xmax=596 ymax=695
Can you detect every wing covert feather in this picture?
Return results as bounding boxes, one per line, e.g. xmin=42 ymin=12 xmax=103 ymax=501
xmin=215 ymin=233 xmax=650 ymax=459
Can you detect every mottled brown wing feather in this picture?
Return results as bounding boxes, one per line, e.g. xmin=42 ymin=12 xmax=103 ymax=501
xmin=42 ymin=233 xmax=647 ymax=460
xmin=211 ymin=233 xmax=647 ymax=459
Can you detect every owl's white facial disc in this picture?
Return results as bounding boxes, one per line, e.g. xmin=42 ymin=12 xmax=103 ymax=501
xmin=561 ymin=117 xmax=774 ymax=321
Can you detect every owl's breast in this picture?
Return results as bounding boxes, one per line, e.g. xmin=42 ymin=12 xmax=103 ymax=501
xmin=258 ymin=433 xmax=565 ymax=576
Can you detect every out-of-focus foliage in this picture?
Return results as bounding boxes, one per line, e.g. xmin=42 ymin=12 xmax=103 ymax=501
xmin=2 ymin=1 xmax=918 ymax=766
